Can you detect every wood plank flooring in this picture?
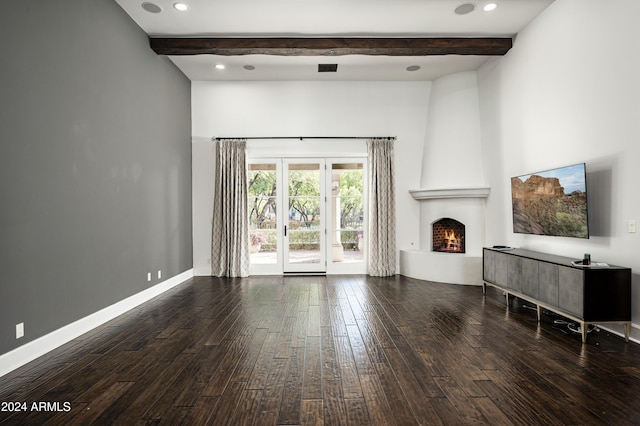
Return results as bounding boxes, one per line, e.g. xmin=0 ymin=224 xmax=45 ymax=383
xmin=1 ymin=274 xmax=640 ymax=425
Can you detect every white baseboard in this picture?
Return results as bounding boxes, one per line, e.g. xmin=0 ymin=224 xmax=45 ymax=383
xmin=599 ymin=322 xmax=640 ymax=345
xmin=0 ymin=269 xmax=194 ymax=378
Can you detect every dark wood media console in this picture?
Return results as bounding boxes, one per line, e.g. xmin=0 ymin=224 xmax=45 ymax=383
xmin=483 ymin=247 xmax=631 ymax=343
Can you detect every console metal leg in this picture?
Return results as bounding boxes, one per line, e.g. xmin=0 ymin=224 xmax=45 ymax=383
xmin=625 ymin=323 xmax=631 ymax=342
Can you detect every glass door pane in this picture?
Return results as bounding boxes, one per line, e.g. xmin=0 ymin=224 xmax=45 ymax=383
xmin=248 ymin=163 xmax=279 ymax=270
xmin=327 ymin=160 xmax=366 ymax=274
xmin=285 ymin=160 xmax=325 ymax=272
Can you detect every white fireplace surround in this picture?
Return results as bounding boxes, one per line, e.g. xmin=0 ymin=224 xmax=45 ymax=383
xmin=400 ymin=186 xmax=489 ymax=286
xmin=400 ymin=71 xmax=489 ymax=286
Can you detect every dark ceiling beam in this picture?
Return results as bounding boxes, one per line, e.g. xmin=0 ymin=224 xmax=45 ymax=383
xmin=149 ymin=37 xmax=512 ymax=56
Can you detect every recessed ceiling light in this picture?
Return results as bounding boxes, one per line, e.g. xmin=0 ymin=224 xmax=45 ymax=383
xmin=483 ymin=2 xmax=498 ymax=12
xmin=455 ymin=3 xmax=476 ymax=15
xmin=141 ymin=2 xmax=162 ymax=13
xmin=173 ymin=2 xmax=189 ymax=11
xmin=215 ymin=64 xmax=225 ymax=70
xmin=243 ymin=65 xmax=256 ymax=71
xmin=406 ymin=65 xmax=421 ymax=72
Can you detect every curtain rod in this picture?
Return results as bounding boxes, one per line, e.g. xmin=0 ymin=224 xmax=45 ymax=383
xmin=212 ymin=136 xmax=396 ymax=141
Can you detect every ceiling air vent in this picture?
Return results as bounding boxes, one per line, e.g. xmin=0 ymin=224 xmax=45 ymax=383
xmin=318 ymin=64 xmax=338 ymax=73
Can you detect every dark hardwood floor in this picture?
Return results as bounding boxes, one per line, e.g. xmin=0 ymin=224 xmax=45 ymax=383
xmin=1 ymin=274 xmax=640 ymax=425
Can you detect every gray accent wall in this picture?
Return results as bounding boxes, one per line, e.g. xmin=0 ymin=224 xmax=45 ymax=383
xmin=0 ymin=0 xmax=192 ymax=355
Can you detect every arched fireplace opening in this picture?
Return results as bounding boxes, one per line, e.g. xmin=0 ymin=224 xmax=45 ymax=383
xmin=432 ymin=218 xmax=465 ymax=253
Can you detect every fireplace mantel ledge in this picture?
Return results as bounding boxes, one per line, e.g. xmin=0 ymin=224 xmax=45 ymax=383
xmin=409 ymin=186 xmax=490 ymax=200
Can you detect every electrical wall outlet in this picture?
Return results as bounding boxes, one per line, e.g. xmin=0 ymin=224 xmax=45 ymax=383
xmin=16 ymin=323 xmax=24 ymax=339
xmin=158 ymin=270 xmax=162 ymax=279
xmin=629 ymin=220 xmax=636 ymax=233
xmin=147 ymin=272 xmax=152 ymax=282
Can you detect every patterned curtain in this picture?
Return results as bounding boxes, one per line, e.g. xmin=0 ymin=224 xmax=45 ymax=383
xmin=367 ymin=138 xmax=397 ymax=276
xmin=211 ymin=139 xmax=250 ymax=277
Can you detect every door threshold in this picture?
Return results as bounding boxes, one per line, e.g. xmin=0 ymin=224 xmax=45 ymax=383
xmin=283 ymin=271 xmax=326 ymax=276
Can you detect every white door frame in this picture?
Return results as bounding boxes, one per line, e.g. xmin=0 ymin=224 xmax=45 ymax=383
xmin=283 ymin=158 xmax=327 ymax=273
xmin=247 ymin=159 xmax=283 ymax=276
xmin=325 ymin=158 xmax=367 ymax=275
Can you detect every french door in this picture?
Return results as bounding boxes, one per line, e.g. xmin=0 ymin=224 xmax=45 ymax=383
xmin=248 ymin=158 xmax=366 ymax=275
xmin=284 ymin=159 xmax=326 ymax=273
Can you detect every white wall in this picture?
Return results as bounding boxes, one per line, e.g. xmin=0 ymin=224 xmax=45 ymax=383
xmin=192 ymin=81 xmax=431 ymax=275
xmin=478 ymin=0 xmax=640 ymax=338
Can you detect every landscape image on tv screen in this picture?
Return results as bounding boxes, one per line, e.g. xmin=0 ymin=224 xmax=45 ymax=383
xmin=511 ymin=163 xmax=589 ymax=238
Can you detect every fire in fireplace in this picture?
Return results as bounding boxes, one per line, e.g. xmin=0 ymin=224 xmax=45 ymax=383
xmin=432 ymin=218 xmax=465 ymax=253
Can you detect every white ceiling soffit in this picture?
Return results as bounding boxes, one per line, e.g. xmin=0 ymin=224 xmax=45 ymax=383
xmin=115 ymin=0 xmax=555 ymax=81
xmin=169 ymin=54 xmax=489 ymax=81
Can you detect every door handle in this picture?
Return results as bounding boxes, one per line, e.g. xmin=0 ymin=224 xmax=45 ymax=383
xmin=284 ymin=225 xmax=287 ymax=237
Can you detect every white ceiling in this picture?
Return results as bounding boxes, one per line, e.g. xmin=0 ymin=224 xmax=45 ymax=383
xmin=115 ymin=0 xmax=555 ymax=81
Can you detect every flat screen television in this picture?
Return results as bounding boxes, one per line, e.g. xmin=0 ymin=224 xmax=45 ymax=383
xmin=511 ymin=163 xmax=589 ymax=238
